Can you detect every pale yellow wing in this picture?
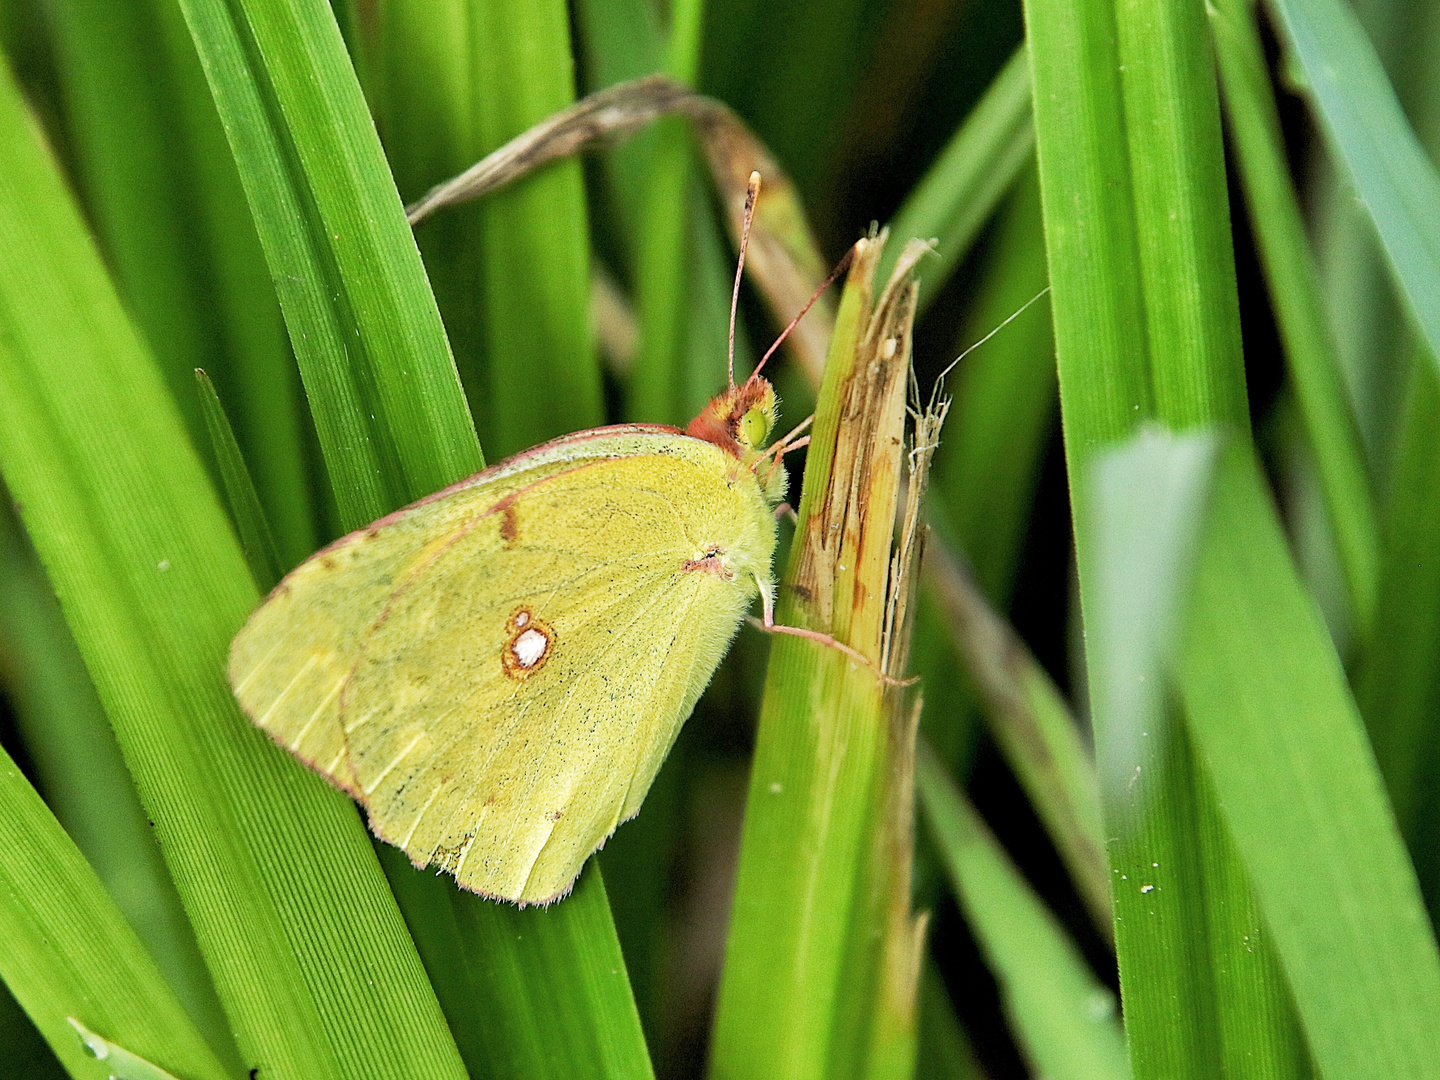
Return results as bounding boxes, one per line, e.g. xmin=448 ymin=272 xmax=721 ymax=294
xmin=227 ymin=449 xmax=589 ymax=795
xmin=229 ymin=431 xmax=776 ymax=904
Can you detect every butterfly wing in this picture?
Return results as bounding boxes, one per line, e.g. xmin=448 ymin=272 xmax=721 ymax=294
xmin=230 ymin=432 xmax=776 ymax=904
xmin=228 ymin=449 xmax=591 ymax=796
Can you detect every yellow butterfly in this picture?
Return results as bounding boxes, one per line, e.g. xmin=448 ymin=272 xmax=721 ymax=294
xmin=228 ymin=175 xmax=830 ymax=905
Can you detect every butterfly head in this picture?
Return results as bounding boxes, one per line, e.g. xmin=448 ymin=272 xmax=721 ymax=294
xmin=686 ymin=375 xmax=777 ymax=455
xmin=686 ymin=375 xmax=787 ymax=503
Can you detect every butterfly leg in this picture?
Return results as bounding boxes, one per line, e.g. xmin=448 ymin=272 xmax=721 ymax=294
xmin=759 ymin=417 xmax=814 ymax=491
xmin=751 ymin=577 xmax=913 ymax=687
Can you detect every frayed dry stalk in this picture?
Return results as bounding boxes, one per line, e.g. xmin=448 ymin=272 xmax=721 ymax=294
xmin=863 ymin=348 xmax=953 ymax=1079
xmin=403 ymin=75 xmax=833 ymax=383
xmin=786 ymin=235 xmax=932 ymax=655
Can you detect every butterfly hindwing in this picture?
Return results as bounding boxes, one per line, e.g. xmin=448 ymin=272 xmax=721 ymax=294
xmin=347 ymin=451 xmax=769 ymax=903
xmin=230 ymin=431 xmax=777 ymax=905
xmin=227 ymin=452 xmax=587 ymax=794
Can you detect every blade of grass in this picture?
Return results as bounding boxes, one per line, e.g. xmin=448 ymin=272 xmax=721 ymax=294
xmin=881 ymin=45 xmax=1034 ymax=311
xmin=1118 ymin=0 xmax=1318 ymax=1059
xmin=1358 ymin=357 xmax=1440 ymax=916
xmin=364 ymin=0 xmax=603 ymax=458
xmin=918 ymin=742 xmax=1129 ymax=1080
xmin=466 ymin=0 xmax=603 ymax=455
xmin=0 ymin=56 xmax=467 ymax=1080
xmin=630 ymin=0 xmax=716 ymax=426
xmin=0 ymin=746 xmax=233 ymax=1080
xmin=1179 ymin=441 xmax=1440 ymax=1080
xmin=926 ymin=546 xmax=1109 ymax=938
xmin=380 ymin=853 xmax=653 ymax=1080
xmin=346 ymin=0 xmax=491 ymax=448
xmin=1087 ymin=434 xmax=1314 ymax=1080
xmin=42 ymin=0 xmax=314 ymax=566
xmin=1269 ymin=0 xmax=1440 ymax=375
xmin=173 ymin=0 xmax=481 ymax=512
xmin=1301 ymin=0 xmax=1418 ymax=483
xmin=0 ymin=494 xmax=240 ymax=1074
xmin=1338 ymin=0 xmax=1440 ymax=924
xmin=1023 ymin=0 xmax=1311 ymax=1071
xmin=195 ymin=370 xmax=282 ymax=591
xmin=1209 ymin=0 xmax=1378 ymax=636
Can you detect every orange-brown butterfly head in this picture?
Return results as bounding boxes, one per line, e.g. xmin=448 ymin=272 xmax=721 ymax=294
xmin=686 ymin=376 xmax=778 ymax=458
xmin=686 ymin=376 xmax=786 ymax=504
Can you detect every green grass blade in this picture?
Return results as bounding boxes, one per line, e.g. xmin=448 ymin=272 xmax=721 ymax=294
xmin=1209 ymin=0 xmax=1378 ymax=635
xmin=466 ymin=0 xmax=602 ymax=455
xmin=1269 ymin=0 xmax=1440 ymax=374
xmin=346 ymin=0 xmax=490 ymax=452
xmin=1112 ymin=4 xmax=1319 ymax=1071
xmin=356 ymin=0 xmax=601 ymax=459
xmin=575 ymin=0 xmax=756 ymax=424
xmin=0 ymin=747 xmax=233 ymax=1080
xmin=382 ymin=853 xmax=654 ymax=1080
xmin=1086 ymin=434 xmax=1310 ymax=1080
xmin=630 ymin=0 xmax=714 ymax=426
xmin=0 ymin=58 xmax=467 ymax=1080
xmin=1115 ymin=1 xmax=1247 ymax=431
xmin=1358 ymin=358 xmax=1440 ymax=911
xmin=41 ymin=0 xmax=314 ymax=566
xmin=918 ymin=742 xmax=1129 ymax=1080
xmin=0 ymin=497 xmax=239 ymax=1074
xmin=882 ymin=45 xmax=1035 ymax=311
xmin=174 ymin=0 xmax=481 ymax=514
xmin=1024 ymin=0 xmax=1314 ymax=1070
xmin=1180 ymin=442 xmax=1440 ymax=1080
xmin=195 ymin=370 xmax=282 ymax=592
xmin=1022 ymin=0 xmax=1151 ymax=452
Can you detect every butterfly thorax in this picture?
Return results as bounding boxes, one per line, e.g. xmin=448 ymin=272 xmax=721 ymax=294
xmin=686 ymin=376 xmax=787 ymax=505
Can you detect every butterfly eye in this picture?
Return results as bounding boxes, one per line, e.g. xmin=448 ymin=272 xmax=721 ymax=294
xmin=739 ymin=406 xmax=772 ymax=450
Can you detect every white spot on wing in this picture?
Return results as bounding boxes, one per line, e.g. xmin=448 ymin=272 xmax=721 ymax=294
xmin=512 ymin=628 xmax=548 ymax=668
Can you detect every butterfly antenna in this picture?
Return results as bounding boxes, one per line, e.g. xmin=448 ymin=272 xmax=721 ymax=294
xmin=751 ymin=243 xmax=857 ymax=383
xmin=729 ymin=171 xmax=762 ymax=390
xmin=935 ymin=286 xmax=1051 ymax=387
